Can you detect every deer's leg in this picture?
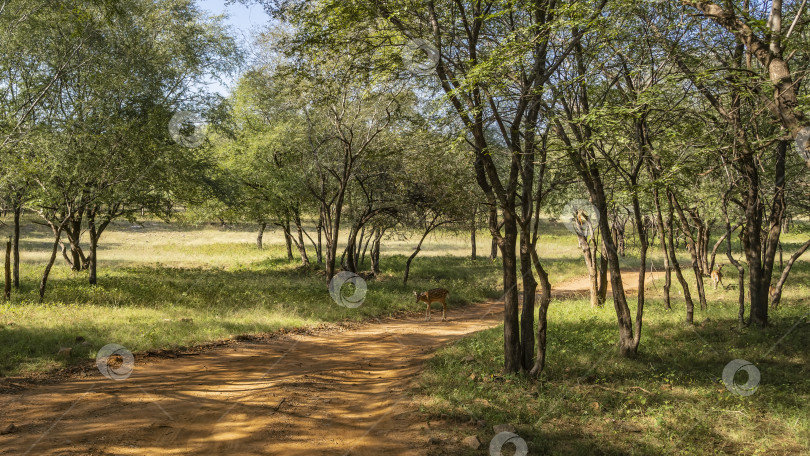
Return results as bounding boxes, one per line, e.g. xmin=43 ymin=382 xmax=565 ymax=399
xmin=426 ymin=302 xmax=431 ymax=321
xmin=441 ymin=299 xmax=446 ymax=321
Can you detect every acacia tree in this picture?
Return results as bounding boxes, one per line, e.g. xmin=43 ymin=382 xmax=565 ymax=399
xmin=264 ymin=0 xmax=608 ymax=375
xmin=670 ymin=0 xmax=810 ymax=326
xmin=400 ymin=132 xmax=475 ymax=285
xmin=19 ymin=0 xmax=237 ymax=295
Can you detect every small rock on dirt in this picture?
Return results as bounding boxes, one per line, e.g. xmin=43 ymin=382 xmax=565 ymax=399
xmin=462 ymin=435 xmax=481 ymax=449
xmin=493 ymin=424 xmax=516 ymax=434
xmin=0 ymin=423 xmax=16 ymax=435
xmin=427 ymin=436 xmax=441 ymax=445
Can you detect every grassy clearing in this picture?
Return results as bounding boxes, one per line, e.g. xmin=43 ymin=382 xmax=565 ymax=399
xmin=416 ymin=228 xmax=810 ymax=455
xmin=0 ymin=218 xmax=520 ymax=376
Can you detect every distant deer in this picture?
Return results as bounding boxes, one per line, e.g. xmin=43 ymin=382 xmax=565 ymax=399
xmin=414 ymin=288 xmax=450 ymax=321
xmin=711 ymin=265 xmax=725 ymax=290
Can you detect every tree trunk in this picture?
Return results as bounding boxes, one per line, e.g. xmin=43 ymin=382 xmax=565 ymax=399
xmin=489 ymin=206 xmax=499 ymax=261
xmin=40 ymin=228 xmax=62 ymax=301
xmin=577 ymin=233 xmax=600 ymax=308
xmin=519 ymin=230 xmax=537 ymax=371
xmin=666 ymin=198 xmax=695 ymax=323
xmin=316 ymin=216 xmax=323 ymax=264
xmin=256 ymin=222 xmax=266 ymax=250
xmin=528 ymin=247 xmax=552 ymax=377
xmin=770 ymin=238 xmax=810 ymax=309
xmin=87 ymin=212 xmax=98 ymax=285
xmin=284 ymin=223 xmax=294 ymax=261
xmin=652 ymin=188 xmax=671 ymax=310
xmin=12 ymin=205 xmax=20 ymax=289
xmin=500 ymin=212 xmax=522 ymax=372
xmin=343 ymin=224 xmax=361 ymax=273
xmin=4 ymin=237 xmax=10 ymax=300
xmin=671 ymin=193 xmax=708 ymax=311
xmin=62 ymin=214 xmax=86 ymax=271
xmin=630 ymin=187 xmax=647 ymax=350
xmin=740 ymin=152 xmax=768 ymax=326
xmin=470 ymin=209 xmax=477 ymax=261
xmin=723 ymin=213 xmax=747 ymax=325
xmin=598 ymin=205 xmax=636 ymax=356
xmin=597 ymin=247 xmax=608 ymax=305
xmin=403 ymin=224 xmax=435 ymax=286
xmin=293 ymin=212 xmax=310 ymax=267
xmin=370 ymin=228 xmax=383 ymax=277
xmin=360 ymin=230 xmax=372 ymax=267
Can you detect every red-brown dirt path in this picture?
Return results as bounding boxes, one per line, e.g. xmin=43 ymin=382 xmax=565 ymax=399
xmin=0 ymin=271 xmax=652 ymax=455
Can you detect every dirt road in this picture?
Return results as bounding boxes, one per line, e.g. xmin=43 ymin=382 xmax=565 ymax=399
xmin=0 ymin=300 xmax=506 ymax=456
xmin=0 ymin=271 xmax=653 ymax=455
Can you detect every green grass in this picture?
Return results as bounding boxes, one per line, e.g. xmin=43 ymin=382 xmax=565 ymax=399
xmin=0 ymin=219 xmax=509 ymax=376
xmin=2 ymin=216 xmax=808 ymax=454
xmin=415 ymin=228 xmax=810 ymax=455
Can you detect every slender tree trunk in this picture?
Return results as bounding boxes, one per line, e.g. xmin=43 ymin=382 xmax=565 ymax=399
xmin=316 ymin=215 xmax=323 ymax=264
xmin=12 ymin=205 xmax=20 ymax=289
xmin=489 ymin=207 xmax=499 ymax=261
xmin=470 ymin=209 xmax=477 ymax=261
xmin=597 ymin=246 xmax=608 ymax=305
xmin=652 ymin=188 xmax=671 ymax=309
xmin=709 ymin=223 xmax=739 ymax=274
xmin=40 ymin=228 xmax=62 ymax=301
xmin=370 ymin=228 xmax=383 ymax=277
xmin=631 ymin=189 xmax=647 ymax=350
xmin=360 ymin=230 xmax=372 ymax=267
xmin=577 ymin=233 xmax=600 ymax=308
xmin=293 ymin=212 xmax=310 ymax=267
xmin=325 ymin=190 xmax=345 ymax=281
xmin=87 ymin=211 xmax=98 ymax=285
xmin=355 ymin=226 xmax=365 ymax=266
xmin=759 ymin=141 xmax=788 ymax=319
xmin=403 ymin=224 xmax=435 ymax=286
xmin=343 ymin=224 xmax=361 ymax=273
xmin=528 ymin=247 xmax=552 ymax=377
xmin=4 ymin=237 xmax=10 ymax=300
xmin=770 ymin=238 xmax=810 ymax=309
xmin=723 ymin=214 xmax=746 ymax=325
xmin=667 ymin=198 xmax=695 ymax=323
xmin=284 ymin=222 xmax=294 ymax=261
xmin=256 ymin=222 xmax=266 ymax=250
xmin=671 ymin=193 xmax=708 ymax=311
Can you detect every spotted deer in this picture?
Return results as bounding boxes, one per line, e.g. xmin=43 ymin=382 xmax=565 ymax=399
xmin=711 ymin=265 xmax=725 ymax=290
xmin=414 ymin=288 xmax=450 ymax=321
